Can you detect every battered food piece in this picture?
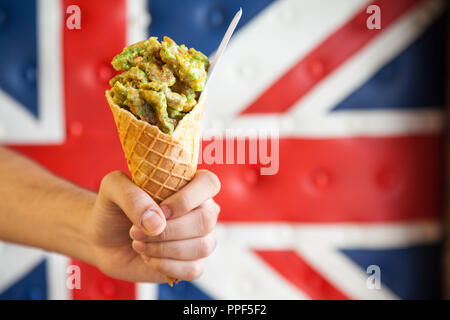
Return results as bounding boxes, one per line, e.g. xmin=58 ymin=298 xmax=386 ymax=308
xmin=108 ymin=36 xmax=209 ymax=134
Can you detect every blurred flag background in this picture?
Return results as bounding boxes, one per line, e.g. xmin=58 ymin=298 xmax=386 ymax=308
xmin=0 ymin=0 xmax=448 ymax=299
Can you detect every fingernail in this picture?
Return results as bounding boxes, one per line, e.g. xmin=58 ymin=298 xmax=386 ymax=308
xmin=160 ymin=205 xmax=172 ymax=219
xmin=141 ymin=209 xmax=163 ymax=234
xmin=130 ymin=227 xmax=147 ymax=241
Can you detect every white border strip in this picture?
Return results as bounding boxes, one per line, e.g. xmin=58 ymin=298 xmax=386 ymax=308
xmin=219 ymin=108 xmax=444 ymax=137
xmin=45 ymin=252 xmax=70 ymax=300
xmin=136 ymin=283 xmax=158 ymax=300
xmin=215 ymin=221 xmax=441 ymax=250
xmin=126 ymin=0 xmax=150 ymax=45
xmin=0 ymin=0 xmax=65 ymax=144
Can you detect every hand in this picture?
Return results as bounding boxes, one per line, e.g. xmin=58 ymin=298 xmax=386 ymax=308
xmin=87 ymin=169 xmax=221 ymax=283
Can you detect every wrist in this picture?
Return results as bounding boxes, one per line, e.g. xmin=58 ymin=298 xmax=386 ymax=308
xmin=60 ymin=187 xmax=98 ymax=266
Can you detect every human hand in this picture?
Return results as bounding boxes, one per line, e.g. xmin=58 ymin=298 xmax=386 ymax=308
xmin=87 ymin=169 xmax=221 ymax=283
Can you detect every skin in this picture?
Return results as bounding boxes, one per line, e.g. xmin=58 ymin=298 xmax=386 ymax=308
xmin=0 ymin=147 xmax=221 ymax=282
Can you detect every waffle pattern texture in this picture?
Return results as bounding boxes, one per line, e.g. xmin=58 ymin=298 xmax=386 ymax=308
xmin=106 ymin=91 xmax=205 ymax=203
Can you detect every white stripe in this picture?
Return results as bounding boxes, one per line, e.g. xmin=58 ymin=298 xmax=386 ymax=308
xmin=136 ymin=283 xmax=158 ymax=300
xmin=45 ymin=252 xmax=70 ymax=300
xmin=221 ymin=109 xmax=443 ymax=137
xmin=295 ymin=243 xmax=398 ymax=299
xmin=290 ymin=0 xmax=446 ymax=118
xmin=126 ymin=0 xmax=150 ymax=44
xmin=215 ymin=221 xmax=441 ymax=249
xmin=0 ymin=0 xmax=65 ymax=144
xmin=195 ymin=245 xmax=307 ymax=300
xmin=0 ymin=242 xmax=45 ymax=294
xmin=204 ymin=0 xmax=371 ymax=121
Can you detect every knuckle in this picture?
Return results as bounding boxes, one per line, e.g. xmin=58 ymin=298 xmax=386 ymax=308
xmin=157 ymin=228 xmax=168 ymax=241
xmin=199 ymin=209 xmax=215 ymax=235
xmin=175 ymin=192 xmax=192 ymax=214
xmin=197 ymin=235 xmax=215 ymax=258
xmin=122 ymin=189 xmax=144 ymax=212
xmin=102 ymin=170 xmax=123 ymax=185
xmin=184 ymin=262 xmax=203 ymax=281
xmin=122 ymin=187 xmax=138 ymax=202
xmin=100 ymin=171 xmax=117 ymax=191
xmin=200 ymin=170 xmax=221 ymax=195
xmin=153 ymin=242 xmax=164 ymax=257
xmin=169 ymin=244 xmax=183 ymax=259
xmin=211 ymin=200 xmax=221 ymax=215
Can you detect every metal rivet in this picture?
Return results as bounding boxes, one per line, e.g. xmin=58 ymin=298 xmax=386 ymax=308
xmin=308 ymin=59 xmax=325 ymax=78
xmin=24 ymin=64 xmax=37 ymax=83
xmin=376 ymin=169 xmax=397 ymax=190
xmin=208 ymin=9 xmax=225 ymax=27
xmin=312 ymin=170 xmax=331 ymax=188
xmin=0 ymin=8 xmax=6 ymax=25
xmin=70 ymin=122 xmax=84 ymax=137
xmin=279 ymin=227 xmax=293 ymax=241
xmin=238 ymin=61 xmax=258 ymax=80
xmin=27 ymin=286 xmax=44 ymax=300
xmin=238 ymin=278 xmax=253 ymax=295
xmin=99 ymin=280 xmax=117 ymax=297
xmin=98 ymin=64 xmax=114 ymax=82
xmin=243 ymin=167 xmax=259 ymax=185
xmin=279 ymin=7 xmax=298 ymax=25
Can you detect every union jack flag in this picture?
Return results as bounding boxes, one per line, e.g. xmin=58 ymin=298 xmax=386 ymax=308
xmin=0 ymin=0 xmax=446 ymax=299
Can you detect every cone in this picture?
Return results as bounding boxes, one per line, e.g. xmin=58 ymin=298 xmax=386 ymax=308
xmin=106 ymin=90 xmax=205 ymax=203
xmin=106 ymin=90 xmax=206 ymax=286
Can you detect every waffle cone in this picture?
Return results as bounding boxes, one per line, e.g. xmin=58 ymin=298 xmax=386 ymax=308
xmin=106 ymin=91 xmax=205 ymax=203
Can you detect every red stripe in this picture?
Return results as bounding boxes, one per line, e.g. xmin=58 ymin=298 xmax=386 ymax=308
xmin=62 ymin=0 xmax=135 ymax=300
xmin=71 ymin=261 xmax=136 ymax=300
xmin=241 ymin=0 xmax=425 ymax=114
xmin=199 ymin=135 xmax=442 ymax=223
xmin=254 ymin=250 xmax=350 ymax=299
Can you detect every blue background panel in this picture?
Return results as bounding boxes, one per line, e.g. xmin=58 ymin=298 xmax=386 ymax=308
xmin=158 ymin=281 xmax=212 ymax=300
xmin=341 ymin=244 xmax=441 ymax=300
xmin=0 ymin=0 xmax=38 ymax=117
xmin=147 ymin=0 xmax=276 ymax=56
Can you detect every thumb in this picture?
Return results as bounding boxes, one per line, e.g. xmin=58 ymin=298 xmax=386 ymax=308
xmin=98 ymin=170 xmax=166 ymax=236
